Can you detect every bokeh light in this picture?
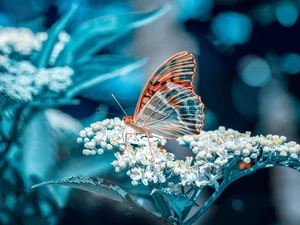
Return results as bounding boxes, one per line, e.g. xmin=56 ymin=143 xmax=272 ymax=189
xmin=281 ymin=53 xmax=300 ymax=75
xmin=275 ymin=1 xmax=299 ymax=27
xmin=211 ymin=11 xmax=252 ymax=45
xmin=232 ymin=198 xmax=245 ymax=212
xmin=237 ymin=55 xmax=272 ymax=87
xmin=175 ymin=0 xmax=213 ymax=21
xmin=253 ymin=3 xmax=276 ymax=26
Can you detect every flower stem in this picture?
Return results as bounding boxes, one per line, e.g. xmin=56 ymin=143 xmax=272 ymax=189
xmin=184 ymin=158 xmax=266 ymax=225
xmin=183 ymin=179 xmax=229 ymax=225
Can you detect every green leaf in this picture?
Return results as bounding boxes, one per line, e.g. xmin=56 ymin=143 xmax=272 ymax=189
xmin=66 ymin=55 xmax=147 ymax=98
xmin=71 ymin=31 xmax=129 ymax=65
xmin=32 ymin=176 xmax=132 ymax=203
xmin=56 ymin=3 xmax=171 ymax=65
xmin=151 ymin=191 xmax=172 ymax=219
xmin=21 ymin=111 xmax=57 ymax=187
xmin=72 ymin=54 xmax=147 ymax=76
xmin=154 ymin=190 xmax=193 ymax=222
xmin=34 ymin=3 xmax=78 ymax=68
xmin=20 ymin=110 xmax=82 ymax=207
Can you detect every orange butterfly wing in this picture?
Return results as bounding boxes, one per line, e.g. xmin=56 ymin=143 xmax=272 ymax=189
xmin=134 ymin=51 xmax=198 ymax=120
xmin=136 ymin=83 xmax=205 ymax=138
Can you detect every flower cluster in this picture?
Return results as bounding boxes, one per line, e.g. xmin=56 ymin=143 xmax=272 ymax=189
xmin=75 ymin=120 xmax=215 ymax=190
xmin=35 ymin=67 xmax=74 ymax=93
xmin=0 ymin=27 xmax=44 ymax=59
xmin=78 ymin=118 xmax=222 ymax=189
xmin=77 ymin=118 xmax=165 ymax=155
xmin=180 ymin=127 xmax=300 ymax=166
xmin=0 ymin=27 xmax=74 ymax=107
xmin=0 ymin=61 xmax=73 ymax=105
xmin=49 ymin=31 xmax=70 ymax=65
xmin=77 ymin=118 xmax=126 ymax=155
xmin=78 ymin=120 xmax=300 ymax=193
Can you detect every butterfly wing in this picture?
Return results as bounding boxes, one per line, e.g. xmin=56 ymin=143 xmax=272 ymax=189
xmin=136 ymin=83 xmax=205 ymax=138
xmin=134 ymin=51 xmax=197 ymax=120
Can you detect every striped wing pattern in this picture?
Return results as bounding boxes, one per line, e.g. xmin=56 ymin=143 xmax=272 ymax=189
xmin=134 ymin=51 xmax=197 ymax=120
xmin=136 ymin=83 xmax=204 ymax=138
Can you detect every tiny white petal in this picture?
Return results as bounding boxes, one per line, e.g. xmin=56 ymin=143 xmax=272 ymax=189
xmin=91 ymin=150 xmax=96 ymax=155
xmin=234 ymin=150 xmax=241 ymax=156
xmin=192 ymin=146 xmax=199 ymax=154
xmin=79 ymin=130 xmax=87 ymax=138
xmin=279 ymin=151 xmax=288 ymax=157
xmin=97 ymin=149 xmax=104 ymax=155
xmin=266 ymin=134 xmax=273 ymax=139
xmin=218 ymin=126 xmax=226 ymax=131
xmin=101 ymin=141 xmax=107 ymax=148
xmin=290 ymin=153 xmax=298 ymax=159
xmin=84 ymin=141 xmax=96 ymax=149
xmin=190 ymin=141 xmax=197 ymax=147
xmin=82 ymin=149 xmax=91 ymax=155
xmin=242 ymin=149 xmax=250 ymax=157
xmin=132 ymin=180 xmax=139 ymax=186
xmin=272 ymin=135 xmax=279 ymax=140
xmin=250 ymin=153 xmax=258 ymax=159
xmin=287 ymin=141 xmax=297 ymax=147
xmin=243 ymin=157 xmax=251 ymax=164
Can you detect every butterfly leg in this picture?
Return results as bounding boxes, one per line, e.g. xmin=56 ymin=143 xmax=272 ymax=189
xmin=125 ymin=131 xmax=154 ymax=157
xmin=124 ymin=132 xmax=136 ymax=153
xmin=145 ymin=131 xmax=154 ymax=158
xmin=158 ymin=137 xmax=163 ymax=151
xmin=150 ymin=135 xmax=163 ymax=151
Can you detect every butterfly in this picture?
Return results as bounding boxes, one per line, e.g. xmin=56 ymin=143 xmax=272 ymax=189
xmin=123 ymin=51 xmax=205 ymax=148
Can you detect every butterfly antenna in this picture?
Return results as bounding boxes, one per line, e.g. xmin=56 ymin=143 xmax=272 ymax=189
xmin=111 ymin=94 xmax=128 ymax=116
xmin=95 ymin=110 xmax=122 ymax=117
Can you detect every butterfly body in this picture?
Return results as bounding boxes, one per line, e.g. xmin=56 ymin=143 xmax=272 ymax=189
xmin=125 ymin=51 xmax=205 ymax=140
xmin=124 ymin=115 xmax=150 ymax=135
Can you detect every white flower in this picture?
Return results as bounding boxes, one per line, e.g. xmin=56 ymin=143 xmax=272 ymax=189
xmin=80 ymin=122 xmax=300 ymax=193
xmin=128 ymin=167 xmax=153 ymax=186
xmin=0 ymin=27 xmax=42 ymax=57
xmin=35 ymin=67 xmax=74 ymax=93
xmin=0 ymin=58 xmax=74 ymax=105
xmin=77 ymin=118 xmax=166 ymax=154
xmin=49 ymin=31 xmax=70 ymax=65
xmin=0 ymin=73 xmax=36 ymax=103
xmin=161 ymin=182 xmax=180 ymax=194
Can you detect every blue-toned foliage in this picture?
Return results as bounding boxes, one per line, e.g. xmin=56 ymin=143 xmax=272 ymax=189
xmin=2 ymin=0 xmax=300 ymax=225
xmin=0 ymin=3 xmax=170 ymax=225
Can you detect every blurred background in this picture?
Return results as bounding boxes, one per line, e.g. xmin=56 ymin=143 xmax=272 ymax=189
xmin=1 ymin=0 xmax=300 ymax=224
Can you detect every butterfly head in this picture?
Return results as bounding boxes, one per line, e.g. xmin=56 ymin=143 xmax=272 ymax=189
xmin=123 ymin=115 xmax=134 ymax=126
xmin=124 ymin=115 xmax=149 ymax=134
